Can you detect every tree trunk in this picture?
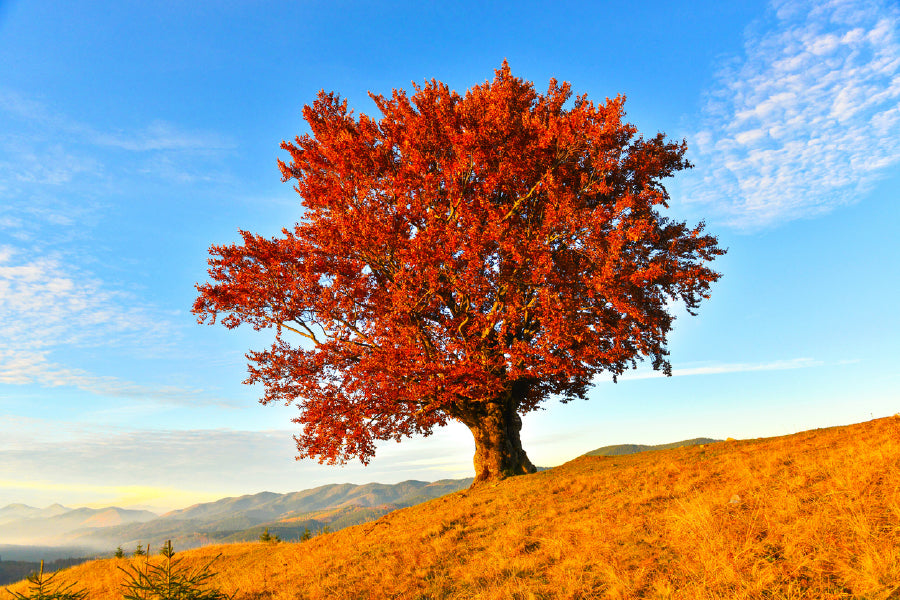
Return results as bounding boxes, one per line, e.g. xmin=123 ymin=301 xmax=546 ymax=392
xmin=452 ymin=394 xmax=536 ymax=486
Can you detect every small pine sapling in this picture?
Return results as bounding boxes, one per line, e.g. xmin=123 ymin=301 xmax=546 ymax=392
xmin=118 ymin=541 xmax=232 ymax=600
xmin=258 ymin=528 xmax=281 ymax=543
xmin=5 ymin=560 xmax=87 ymax=600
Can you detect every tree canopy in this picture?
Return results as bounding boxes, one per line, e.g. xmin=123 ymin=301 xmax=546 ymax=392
xmin=194 ymin=62 xmax=725 ymax=484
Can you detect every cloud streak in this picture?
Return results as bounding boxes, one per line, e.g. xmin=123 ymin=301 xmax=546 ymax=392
xmin=0 ymin=246 xmax=169 ymax=351
xmin=0 ymin=90 xmax=235 ymax=239
xmin=682 ymin=0 xmax=900 ymax=229
xmin=597 ymin=357 xmax=824 ymax=382
xmin=0 ymin=246 xmax=222 ymax=403
xmin=0 ymin=93 xmax=241 ymax=404
xmin=0 ymin=90 xmax=234 ymax=154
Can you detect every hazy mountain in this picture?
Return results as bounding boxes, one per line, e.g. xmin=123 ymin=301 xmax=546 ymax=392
xmin=0 ymin=503 xmax=70 ymax=525
xmin=0 ymin=478 xmax=472 ymax=558
xmin=75 ymin=478 xmax=473 ymax=550
xmin=161 ymin=479 xmax=471 ymax=525
xmin=0 ymin=506 xmax=157 ymax=545
xmin=584 ymin=437 xmax=720 ymax=457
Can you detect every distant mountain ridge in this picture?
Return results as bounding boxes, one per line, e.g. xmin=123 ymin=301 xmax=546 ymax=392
xmin=0 ymin=505 xmax=158 ymax=545
xmin=0 ymin=503 xmax=71 ymax=525
xmin=584 ymin=437 xmax=720 ymax=457
xmin=82 ymin=478 xmax=474 ymax=551
xmin=0 ymin=478 xmax=472 ymax=558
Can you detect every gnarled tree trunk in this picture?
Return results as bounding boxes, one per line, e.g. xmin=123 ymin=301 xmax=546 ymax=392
xmin=452 ymin=393 xmax=536 ymax=486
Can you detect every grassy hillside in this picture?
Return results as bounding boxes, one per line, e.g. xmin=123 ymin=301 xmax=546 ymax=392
xmin=4 ymin=416 xmax=899 ymax=599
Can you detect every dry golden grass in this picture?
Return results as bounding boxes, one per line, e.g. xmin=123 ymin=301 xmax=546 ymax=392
xmin=5 ymin=416 xmax=899 ymax=599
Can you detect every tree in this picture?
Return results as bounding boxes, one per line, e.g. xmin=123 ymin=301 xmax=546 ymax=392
xmin=258 ymin=528 xmax=279 ymax=543
xmin=194 ymin=62 xmax=724 ymax=485
xmin=118 ymin=545 xmax=231 ymax=600
xmin=5 ymin=560 xmax=87 ymax=600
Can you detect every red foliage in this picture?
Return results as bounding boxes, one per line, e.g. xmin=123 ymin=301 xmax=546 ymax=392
xmin=194 ymin=62 xmax=724 ymax=474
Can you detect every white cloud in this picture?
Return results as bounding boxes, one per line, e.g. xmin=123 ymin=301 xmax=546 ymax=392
xmin=0 ymin=90 xmax=235 ymax=238
xmin=0 ymin=93 xmax=239 ymax=402
xmin=0 ymin=349 xmax=231 ymax=406
xmin=597 ymin=357 xmax=824 ymax=382
xmin=0 ymin=90 xmax=233 ymax=154
xmin=92 ymin=120 xmax=234 ymax=152
xmin=0 ymin=247 xmax=158 ymax=350
xmin=0 ymin=247 xmax=215 ymax=403
xmin=682 ymin=0 xmax=900 ymax=229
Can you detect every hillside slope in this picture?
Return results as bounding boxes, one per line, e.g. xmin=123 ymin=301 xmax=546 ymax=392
xmin=5 ymin=416 xmax=899 ymax=600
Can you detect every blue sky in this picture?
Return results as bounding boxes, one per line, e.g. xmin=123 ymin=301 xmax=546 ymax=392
xmin=1 ymin=0 xmax=898 ymax=514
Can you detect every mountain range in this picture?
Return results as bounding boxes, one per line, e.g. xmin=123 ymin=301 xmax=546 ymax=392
xmin=0 ymin=479 xmax=472 ymax=560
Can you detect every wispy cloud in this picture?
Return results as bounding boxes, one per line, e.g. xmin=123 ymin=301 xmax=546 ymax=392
xmin=0 ymin=90 xmax=233 ymax=153
xmin=92 ymin=120 xmax=234 ymax=152
xmin=0 ymin=246 xmax=218 ymax=403
xmin=0 ymin=350 xmax=231 ymax=406
xmin=598 ymin=357 xmax=824 ymax=382
xmin=0 ymin=90 xmax=235 ymax=237
xmin=0 ymin=92 xmax=239 ymax=401
xmin=0 ymin=246 xmax=164 ymax=351
xmin=682 ymin=0 xmax=900 ymax=229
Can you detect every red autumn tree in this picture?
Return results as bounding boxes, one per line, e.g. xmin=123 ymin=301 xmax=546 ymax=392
xmin=194 ymin=62 xmax=724 ymax=485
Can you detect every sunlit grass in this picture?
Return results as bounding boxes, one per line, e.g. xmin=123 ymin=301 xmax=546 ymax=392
xmin=4 ymin=415 xmax=899 ymax=599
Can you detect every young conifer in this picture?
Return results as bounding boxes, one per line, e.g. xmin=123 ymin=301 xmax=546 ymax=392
xmin=5 ymin=560 xmax=87 ymax=600
xmin=118 ymin=541 xmax=231 ymax=600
